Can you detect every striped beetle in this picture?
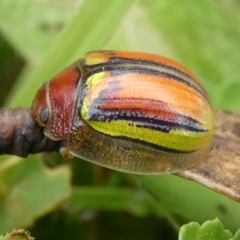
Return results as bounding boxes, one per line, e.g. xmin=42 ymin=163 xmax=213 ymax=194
xmin=32 ymin=51 xmax=214 ymax=174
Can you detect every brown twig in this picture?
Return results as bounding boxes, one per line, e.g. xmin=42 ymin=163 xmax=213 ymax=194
xmin=0 ymin=108 xmax=61 ymax=157
xmin=176 ymin=110 xmax=240 ymax=202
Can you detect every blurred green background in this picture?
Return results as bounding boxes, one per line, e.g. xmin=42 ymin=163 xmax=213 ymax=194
xmin=0 ymin=0 xmax=240 ymax=239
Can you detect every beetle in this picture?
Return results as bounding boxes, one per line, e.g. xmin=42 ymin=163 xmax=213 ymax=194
xmin=31 ymin=51 xmax=214 ymax=174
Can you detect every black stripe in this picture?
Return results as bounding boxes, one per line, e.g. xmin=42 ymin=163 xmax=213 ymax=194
xmin=82 ymin=65 xmax=207 ymax=101
xmin=82 ymin=55 xmax=205 ymax=92
xmin=83 ymin=55 xmax=193 ymax=80
xmin=110 ymin=134 xmax=197 ymax=154
xmin=84 ymin=120 xmax=197 ymax=153
xmin=109 ymin=56 xmax=197 ymax=84
xmin=86 ymin=105 xmax=207 ymax=133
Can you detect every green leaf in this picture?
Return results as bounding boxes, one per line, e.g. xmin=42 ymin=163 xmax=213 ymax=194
xmin=0 ymin=0 xmax=77 ymax=61
xmin=68 ymin=187 xmax=154 ymax=216
xmin=179 ymin=218 xmax=233 ymax=240
xmin=218 ymin=82 xmax=240 ymax=111
xmin=0 ymin=155 xmax=71 ymax=232
xmin=234 ymin=229 xmax=240 ymax=240
xmin=179 ymin=222 xmax=200 ymax=240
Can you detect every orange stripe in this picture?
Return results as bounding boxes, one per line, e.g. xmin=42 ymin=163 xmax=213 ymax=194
xmin=84 ymin=71 xmax=209 ymax=124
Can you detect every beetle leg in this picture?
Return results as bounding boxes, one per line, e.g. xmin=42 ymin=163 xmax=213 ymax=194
xmin=60 ymin=147 xmax=74 ymax=159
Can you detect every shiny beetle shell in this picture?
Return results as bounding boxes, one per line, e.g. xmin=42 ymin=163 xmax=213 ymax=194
xmin=31 ymin=51 xmax=214 ymax=174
